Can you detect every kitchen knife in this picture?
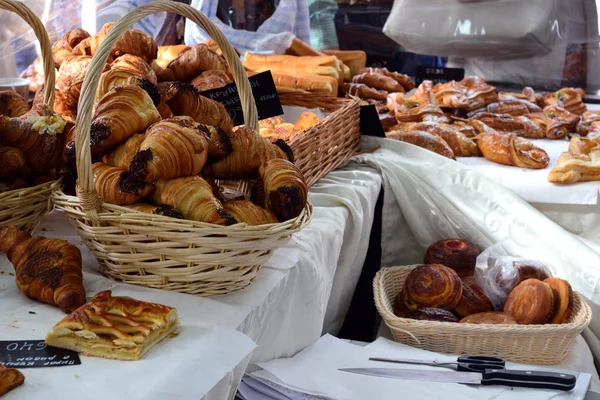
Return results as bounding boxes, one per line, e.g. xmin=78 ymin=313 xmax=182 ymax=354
xmin=338 ymin=367 xmax=577 ymax=391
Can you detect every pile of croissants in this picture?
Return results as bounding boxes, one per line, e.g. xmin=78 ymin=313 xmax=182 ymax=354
xmin=10 ymin=23 xmax=308 ymax=225
xmin=393 ymin=239 xmax=575 ymax=325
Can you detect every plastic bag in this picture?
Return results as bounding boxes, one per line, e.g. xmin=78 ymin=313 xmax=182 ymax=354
xmin=474 ymin=243 xmax=552 ymax=311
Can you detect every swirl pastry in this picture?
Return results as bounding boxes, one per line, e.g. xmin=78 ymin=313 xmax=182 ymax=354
xmin=224 ymin=199 xmax=278 ymax=225
xmin=358 ymin=67 xmax=414 ymax=90
xmin=388 ymin=81 xmax=445 ymax=122
xmin=393 ymin=122 xmax=479 ymax=157
xmin=386 ymin=130 xmax=455 ymax=160
xmin=577 ymin=111 xmax=600 ymax=136
xmin=424 ymin=239 xmax=480 ymax=277
xmin=459 ymin=76 xmax=497 ymax=111
xmin=470 ymin=113 xmax=545 ymax=139
xmin=405 ymin=308 xmax=459 ymax=323
xmin=352 ymin=71 xmax=405 ymax=93
xmin=454 ymin=283 xmax=493 ymax=318
xmin=0 ymin=91 xmax=29 ymax=117
xmin=52 ymin=28 xmax=90 ymax=68
xmin=504 ymin=279 xmax=556 ymax=324
xmin=402 ymin=265 xmax=463 ymax=310
xmin=543 ymin=106 xmax=580 ymax=140
xmin=342 ymin=82 xmax=388 ymax=101
xmin=432 ymin=81 xmax=469 ymax=109
xmin=544 ymin=88 xmax=586 ymax=115
xmin=478 ymin=131 xmax=549 ymax=169
xmin=544 ymin=278 xmax=574 ymax=324
xmin=460 ymin=312 xmax=517 ymax=325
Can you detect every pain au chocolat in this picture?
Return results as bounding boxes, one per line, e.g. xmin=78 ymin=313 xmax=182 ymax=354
xmin=402 ymin=264 xmax=463 ymax=310
xmin=504 ymin=279 xmax=555 ymax=324
xmin=544 ymin=278 xmax=574 ymax=324
xmin=424 ymin=239 xmax=480 ymax=277
xmin=45 ymin=290 xmax=179 ymax=361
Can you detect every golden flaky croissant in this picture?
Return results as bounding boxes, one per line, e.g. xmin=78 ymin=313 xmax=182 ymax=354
xmin=259 ymin=159 xmax=307 ymax=220
xmin=157 ymin=43 xmax=228 ymax=82
xmin=224 ymin=199 xmax=278 ymax=225
xmin=89 ymin=23 xmax=158 ymax=64
xmin=96 ymin=54 xmax=158 ymax=102
xmin=103 ymin=133 xmax=145 ymax=169
xmin=0 ymin=226 xmax=85 ymax=313
xmin=129 ymin=118 xmax=209 ymax=182
xmin=386 ymin=130 xmax=455 ymax=160
xmin=126 ymin=203 xmax=184 ymax=219
xmin=478 ymin=131 xmax=549 ymax=169
xmin=0 ymin=105 xmax=66 ymax=171
xmin=203 ymin=126 xmax=292 ymax=180
xmin=20 ymin=55 xmax=46 ymax=93
xmin=0 ymin=146 xmax=25 ymax=180
xmin=0 ymin=91 xmax=29 ymax=117
xmin=151 ymin=176 xmax=235 ymax=225
xmin=52 ymin=28 xmax=91 ymax=68
xmin=92 ymin=162 xmax=153 ymax=206
xmin=155 ymin=44 xmax=191 ymax=69
xmin=191 ymin=70 xmax=233 ymax=92
xmin=91 ymin=85 xmax=161 ymax=154
xmin=165 ymin=82 xmax=234 ymax=133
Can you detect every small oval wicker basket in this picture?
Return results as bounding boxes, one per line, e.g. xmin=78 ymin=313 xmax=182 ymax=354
xmin=0 ymin=0 xmax=60 ymax=232
xmin=51 ymin=0 xmax=312 ymax=296
xmin=374 ymin=265 xmax=592 ymax=365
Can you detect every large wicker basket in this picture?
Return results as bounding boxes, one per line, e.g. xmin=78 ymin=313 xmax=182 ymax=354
xmin=0 ymin=0 xmax=60 ymax=232
xmin=374 ymin=265 xmax=592 ymax=365
xmin=51 ymin=0 xmax=312 ymax=296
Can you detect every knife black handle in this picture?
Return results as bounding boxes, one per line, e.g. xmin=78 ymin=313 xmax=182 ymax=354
xmin=481 ymin=369 xmax=577 ymax=391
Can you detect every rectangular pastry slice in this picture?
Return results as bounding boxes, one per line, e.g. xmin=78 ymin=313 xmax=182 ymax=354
xmin=45 ymin=290 xmax=178 ymax=361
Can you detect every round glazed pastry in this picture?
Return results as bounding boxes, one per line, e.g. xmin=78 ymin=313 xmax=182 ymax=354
xmin=460 ymin=311 xmax=517 ymax=325
xmin=454 ymin=283 xmax=493 ymax=318
xmin=504 ymin=279 xmax=555 ymax=324
xmin=403 ymin=264 xmax=463 ymax=310
xmin=405 ymin=307 xmax=459 ymax=323
xmin=544 ymin=278 xmax=574 ymax=324
xmin=424 ymin=239 xmax=480 ymax=277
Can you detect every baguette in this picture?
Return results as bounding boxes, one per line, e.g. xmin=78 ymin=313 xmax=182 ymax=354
xmin=243 ymin=59 xmax=339 ymax=81
xmin=323 ymin=50 xmax=367 ymax=77
xmin=272 ymin=72 xmax=338 ymax=95
xmin=244 ymin=52 xmax=338 ymax=69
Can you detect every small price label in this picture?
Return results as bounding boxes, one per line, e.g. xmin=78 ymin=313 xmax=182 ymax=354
xmin=0 ymin=340 xmax=81 ymax=368
xmin=415 ymin=66 xmax=465 ymax=85
xmin=360 ymin=105 xmax=386 ymax=138
xmin=199 ymin=71 xmax=284 ymax=126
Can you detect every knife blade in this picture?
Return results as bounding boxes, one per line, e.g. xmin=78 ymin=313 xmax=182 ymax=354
xmin=338 ymin=368 xmax=577 ymax=391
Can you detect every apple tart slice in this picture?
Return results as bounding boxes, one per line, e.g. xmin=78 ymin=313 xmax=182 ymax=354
xmin=45 ymin=290 xmax=178 ymax=361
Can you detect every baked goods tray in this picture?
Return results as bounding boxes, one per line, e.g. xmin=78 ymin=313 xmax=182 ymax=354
xmin=374 ymin=265 xmax=592 ymax=365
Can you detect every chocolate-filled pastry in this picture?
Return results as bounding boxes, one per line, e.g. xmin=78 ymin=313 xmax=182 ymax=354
xmin=96 ymin=55 xmax=157 ymax=102
xmin=126 ymin=203 xmax=184 ymax=219
xmin=388 ymin=81 xmax=445 ymax=122
xmin=103 ymin=134 xmax=145 ymax=170
xmin=478 ymin=131 xmax=549 ymax=169
xmin=424 ymin=239 xmax=480 ymax=277
xmin=544 ymin=88 xmax=586 ymax=115
xmin=454 ymin=283 xmax=493 ymax=318
xmin=259 ymin=158 xmax=308 ymax=220
xmin=459 ymin=76 xmax=497 ymax=111
xmin=0 ymin=91 xmax=29 ymax=117
xmin=224 ymin=199 xmax=278 ymax=225
xmin=405 ymin=307 xmax=459 ymax=323
xmin=577 ymin=111 xmax=600 ymax=136
xmin=544 ymin=278 xmax=574 ymax=324
xmin=504 ymin=279 xmax=555 ymax=324
xmin=432 ymin=81 xmax=469 ymax=109
xmin=386 ymin=130 xmax=455 ymax=160
xmin=460 ymin=312 xmax=517 ymax=325
xmin=402 ymin=264 xmax=463 ymax=310
xmin=0 ymin=364 xmax=24 ymax=396
xmin=92 ymin=162 xmax=153 ymax=206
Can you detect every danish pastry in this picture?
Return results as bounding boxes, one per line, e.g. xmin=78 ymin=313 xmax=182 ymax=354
xmin=402 ymin=265 xmax=463 ymax=310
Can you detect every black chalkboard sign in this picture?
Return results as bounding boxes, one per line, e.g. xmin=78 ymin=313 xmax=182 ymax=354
xmin=360 ymin=105 xmax=386 ymax=138
xmin=415 ymin=66 xmax=465 ymax=86
xmin=199 ymin=71 xmax=283 ymax=126
xmin=0 ymin=340 xmax=81 ymax=368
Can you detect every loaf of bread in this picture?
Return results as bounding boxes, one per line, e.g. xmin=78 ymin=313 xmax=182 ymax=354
xmin=273 ymin=72 xmax=338 ymax=95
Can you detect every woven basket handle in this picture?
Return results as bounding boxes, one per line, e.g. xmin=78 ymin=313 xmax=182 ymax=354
xmin=75 ymin=0 xmax=259 ymax=215
xmin=0 ymin=0 xmax=55 ymax=108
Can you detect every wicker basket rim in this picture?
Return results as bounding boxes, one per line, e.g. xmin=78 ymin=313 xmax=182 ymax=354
xmin=374 ymin=265 xmax=592 ymax=333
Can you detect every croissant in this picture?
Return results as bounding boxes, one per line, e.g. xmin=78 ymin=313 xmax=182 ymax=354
xmin=126 ymin=203 xmax=184 ymax=219
xmin=91 ymin=85 xmax=161 ymax=154
xmin=0 ymin=105 xmax=67 ymax=171
xmin=92 ymin=162 xmax=153 ymax=206
xmin=155 ymin=44 xmax=191 ymax=69
xmin=432 ymin=81 xmax=469 ymax=109
xmin=196 ymin=123 xmax=233 ymax=158
xmin=71 ymin=36 xmax=92 ymax=56
xmin=395 ymin=122 xmax=479 ymax=157
xmin=0 ymin=147 xmax=26 ymax=180
xmin=103 ymin=133 xmax=145 ymax=169
xmin=258 ymin=158 xmax=307 ymax=220
xmin=191 ymin=70 xmax=233 ymax=92
xmin=478 ymin=131 xmax=549 ymax=169
xmin=52 ymin=28 xmax=90 ymax=68
xmin=203 ymin=126 xmax=292 ymax=180
xmin=20 ymin=55 xmax=46 ymax=93
xmin=96 ymin=55 xmax=157 ymax=102
xmin=352 ymin=71 xmax=404 ymax=93
xmin=0 ymin=226 xmax=85 ymax=313
xmin=129 ymin=118 xmax=209 ymax=182
xmin=157 ymin=44 xmax=228 ymax=82
xmin=151 ymin=176 xmax=235 ymax=225
xmin=89 ymin=23 xmax=158 ymax=64
xmin=386 ymin=130 xmax=455 ymax=160
xmin=0 ymin=91 xmax=29 ymax=117
xmin=224 ymin=199 xmax=278 ymax=225
xmin=166 ymin=82 xmax=234 ymax=133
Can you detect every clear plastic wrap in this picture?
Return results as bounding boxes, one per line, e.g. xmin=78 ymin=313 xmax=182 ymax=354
xmin=474 ymin=244 xmax=553 ymax=311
